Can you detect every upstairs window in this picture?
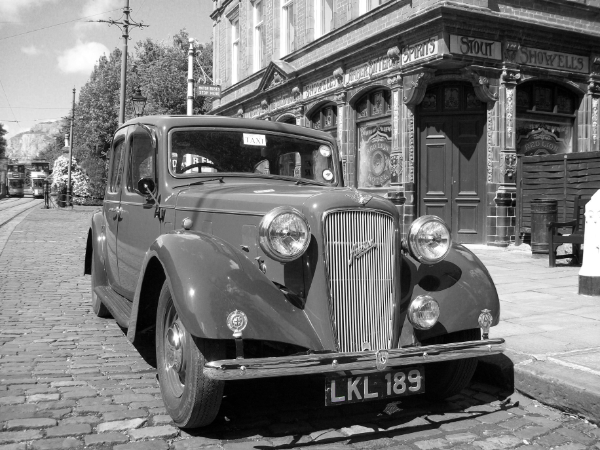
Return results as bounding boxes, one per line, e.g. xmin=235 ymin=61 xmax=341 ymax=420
xmin=314 ymin=0 xmax=333 ymax=38
xmin=310 ymin=104 xmax=337 ymax=138
xmin=281 ymin=0 xmax=295 ymax=56
xmin=359 ymin=0 xmax=382 ymax=15
xmin=253 ymin=0 xmax=265 ymax=72
xmin=231 ymin=15 xmax=239 ymax=84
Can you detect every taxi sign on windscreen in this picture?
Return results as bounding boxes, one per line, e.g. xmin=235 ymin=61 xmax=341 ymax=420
xmin=196 ymin=84 xmax=221 ymax=99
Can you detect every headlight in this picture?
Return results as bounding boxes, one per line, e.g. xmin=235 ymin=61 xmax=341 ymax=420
xmin=408 ymin=295 xmax=440 ymax=330
xmin=259 ymin=207 xmax=311 ymax=262
xmin=407 ymin=215 xmax=451 ymax=264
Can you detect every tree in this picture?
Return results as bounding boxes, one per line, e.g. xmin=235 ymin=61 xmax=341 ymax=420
xmin=39 ymin=30 xmax=214 ymax=200
xmin=0 ymin=122 xmax=7 ymax=158
xmin=50 ymin=155 xmax=92 ymax=205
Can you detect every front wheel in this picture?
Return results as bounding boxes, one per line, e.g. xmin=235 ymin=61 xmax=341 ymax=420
xmin=156 ymin=282 xmax=225 ymax=428
xmin=423 ymin=328 xmax=480 ymax=400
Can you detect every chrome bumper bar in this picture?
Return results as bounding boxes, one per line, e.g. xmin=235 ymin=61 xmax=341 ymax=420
xmin=203 ymin=338 xmax=505 ymax=380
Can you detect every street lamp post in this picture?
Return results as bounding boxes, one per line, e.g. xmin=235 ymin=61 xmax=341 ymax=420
xmin=131 ymin=87 xmax=147 ymax=117
xmin=67 ymin=87 xmax=75 ymax=207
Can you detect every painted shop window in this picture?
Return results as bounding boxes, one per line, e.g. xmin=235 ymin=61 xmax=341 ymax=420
xmin=420 ymin=84 xmax=485 ymax=113
xmin=281 ymin=0 xmax=295 ymax=56
xmin=515 ymin=82 xmax=578 ymax=156
xmin=253 ymin=0 xmax=265 ymax=72
xmin=310 ymin=104 xmax=337 ymax=137
xmin=356 ymin=89 xmax=392 ymax=189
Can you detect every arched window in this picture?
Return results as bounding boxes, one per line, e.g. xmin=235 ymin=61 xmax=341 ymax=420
xmin=310 ymin=104 xmax=337 ymax=137
xmin=355 ymin=89 xmax=391 ymax=189
xmin=515 ymin=81 xmax=579 ymax=155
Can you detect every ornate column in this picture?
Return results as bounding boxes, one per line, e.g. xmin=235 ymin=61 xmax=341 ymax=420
xmin=400 ymin=69 xmax=434 ymax=233
xmin=494 ymin=43 xmax=521 ymax=246
xmin=388 ymin=74 xmax=404 ymax=206
xmin=589 ymin=56 xmax=600 ymax=153
xmin=334 ymin=91 xmax=348 ymax=183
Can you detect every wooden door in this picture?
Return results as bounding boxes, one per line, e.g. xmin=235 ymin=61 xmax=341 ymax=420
xmin=418 ymin=83 xmax=486 ymax=243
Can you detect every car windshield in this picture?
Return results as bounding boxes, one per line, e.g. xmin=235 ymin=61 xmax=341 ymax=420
xmin=169 ymin=129 xmax=336 ymax=184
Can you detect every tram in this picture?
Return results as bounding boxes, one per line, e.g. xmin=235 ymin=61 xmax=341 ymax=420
xmin=30 ymin=171 xmax=47 ymax=198
xmin=7 ymin=164 xmax=25 ymax=197
xmin=29 ymin=161 xmax=50 ymax=198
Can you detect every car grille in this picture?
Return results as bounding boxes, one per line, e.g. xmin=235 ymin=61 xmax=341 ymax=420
xmin=323 ymin=209 xmax=396 ymax=353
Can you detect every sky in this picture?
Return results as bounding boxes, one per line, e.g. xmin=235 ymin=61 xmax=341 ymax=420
xmin=0 ymin=0 xmax=213 ymax=140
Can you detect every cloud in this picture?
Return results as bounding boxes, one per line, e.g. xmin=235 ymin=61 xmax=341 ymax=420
xmin=74 ymin=0 xmax=122 ymax=32
xmin=22 ymin=45 xmax=42 ymax=56
xmin=0 ymin=0 xmax=58 ymax=21
xmin=57 ymin=41 xmax=110 ymax=74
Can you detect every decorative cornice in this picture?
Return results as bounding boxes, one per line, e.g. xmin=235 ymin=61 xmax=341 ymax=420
xmin=334 ymin=91 xmax=346 ymax=103
xmin=333 ymin=67 xmax=344 ymax=84
xmin=261 ymin=99 xmax=269 ymax=110
xmin=501 ymin=66 xmax=521 ymax=85
xmin=592 ymin=55 xmax=600 ymax=76
xmin=503 ymin=41 xmax=520 ymax=64
xmin=387 ymin=74 xmax=402 ymax=88
xmin=461 ymin=67 xmax=498 ymax=103
xmin=387 ymin=46 xmax=401 ymax=63
xmin=402 ymin=70 xmax=435 ymax=105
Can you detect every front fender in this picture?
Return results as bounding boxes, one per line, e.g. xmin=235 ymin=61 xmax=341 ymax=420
xmin=129 ymin=231 xmax=324 ymax=350
xmin=401 ymin=243 xmax=501 ymax=342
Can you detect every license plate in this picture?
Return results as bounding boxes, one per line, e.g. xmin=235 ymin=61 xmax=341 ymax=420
xmin=325 ymin=366 xmax=425 ymax=406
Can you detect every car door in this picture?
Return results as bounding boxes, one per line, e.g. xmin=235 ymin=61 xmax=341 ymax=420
xmin=103 ymin=127 xmax=128 ymax=288
xmin=115 ymin=125 xmax=161 ymax=299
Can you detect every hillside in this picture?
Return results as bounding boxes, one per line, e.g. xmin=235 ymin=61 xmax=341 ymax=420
xmin=7 ymin=120 xmax=65 ymax=161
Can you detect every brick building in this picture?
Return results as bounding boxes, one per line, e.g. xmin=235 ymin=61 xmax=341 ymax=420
xmin=209 ymin=0 xmax=600 ymax=245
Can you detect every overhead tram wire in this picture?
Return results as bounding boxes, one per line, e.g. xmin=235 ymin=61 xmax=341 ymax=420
xmin=0 ymin=8 xmax=122 ymax=42
xmin=0 ymin=78 xmax=18 ymax=124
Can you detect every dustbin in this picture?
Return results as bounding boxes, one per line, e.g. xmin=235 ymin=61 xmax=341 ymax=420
xmin=530 ymin=198 xmax=558 ymax=254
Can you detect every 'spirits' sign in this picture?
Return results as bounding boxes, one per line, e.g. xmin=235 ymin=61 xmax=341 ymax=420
xmin=303 ymin=76 xmax=338 ymax=100
xmin=450 ymin=35 xmax=501 ymax=60
xmin=516 ymin=47 xmax=589 ymax=74
xmin=401 ymin=37 xmax=439 ymax=66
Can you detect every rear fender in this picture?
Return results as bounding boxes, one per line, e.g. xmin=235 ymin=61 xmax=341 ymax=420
xmin=127 ymin=231 xmax=323 ymax=350
xmin=401 ymin=243 xmax=501 ymax=343
xmin=85 ymin=211 xmax=106 ymax=278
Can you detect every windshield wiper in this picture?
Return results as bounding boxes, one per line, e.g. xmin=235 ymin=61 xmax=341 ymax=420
xmin=174 ymin=177 xmax=225 ymax=188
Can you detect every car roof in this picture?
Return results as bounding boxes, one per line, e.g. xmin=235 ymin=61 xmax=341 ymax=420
xmin=121 ymin=115 xmax=335 ymax=141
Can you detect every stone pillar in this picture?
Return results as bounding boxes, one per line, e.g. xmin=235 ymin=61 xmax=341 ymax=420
xmin=388 ymin=74 xmax=405 ymax=208
xmin=334 ymin=91 xmax=348 ymax=184
xmin=588 ymin=56 xmax=600 ymax=153
xmin=492 ymin=61 xmax=520 ymax=246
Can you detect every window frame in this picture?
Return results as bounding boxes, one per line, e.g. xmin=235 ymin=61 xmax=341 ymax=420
xmin=231 ymin=14 xmax=240 ymax=84
xmin=253 ymin=0 xmax=264 ymax=72
xmin=281 ymin=0 xmax=295 ymax=56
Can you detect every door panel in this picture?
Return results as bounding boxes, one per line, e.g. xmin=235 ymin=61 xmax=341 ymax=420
xmin=419 ymin=112 xmax=485 ymax=243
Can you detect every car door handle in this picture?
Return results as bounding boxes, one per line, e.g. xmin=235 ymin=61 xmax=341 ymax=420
xmin=108 ymin=207 xmax=122 ymax=219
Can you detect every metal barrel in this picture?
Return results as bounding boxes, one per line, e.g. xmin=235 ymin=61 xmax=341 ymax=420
xmin=530 ymin=198 xmax=558 ymax=254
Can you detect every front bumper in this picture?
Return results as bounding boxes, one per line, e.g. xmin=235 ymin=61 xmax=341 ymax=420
xmin=203 ymin=338 xmax=505 ymax=380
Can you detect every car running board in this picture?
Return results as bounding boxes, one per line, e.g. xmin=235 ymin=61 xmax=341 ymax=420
xmin=94 ymin=286 xmax=132 ymax=328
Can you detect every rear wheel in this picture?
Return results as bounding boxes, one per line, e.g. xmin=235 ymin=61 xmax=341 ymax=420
xmin=156 ymin=282 xmax=225 ymax=428
xmin=90 ymin=252 xmax=110 ymax=318
xmin=423 ymin=328 xmax=480 ymax=400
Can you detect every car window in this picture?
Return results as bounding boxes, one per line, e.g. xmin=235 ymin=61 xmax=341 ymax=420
xmin=108 ymin=135 xmax=126 ymax=193
xmin=169 ymin=129 xmax=336 ymax=183
xmin=128 ymin=128 xmax=155 ymax=192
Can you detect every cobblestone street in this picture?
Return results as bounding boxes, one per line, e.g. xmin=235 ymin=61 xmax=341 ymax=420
xmin=1 ymin=206 xmax=600 ymax=449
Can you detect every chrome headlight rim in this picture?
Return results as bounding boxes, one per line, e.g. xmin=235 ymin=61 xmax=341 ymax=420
xmin=259 ymin=206 xmax=311 ymax=263
xmin=408 ymin=294 xmax=440 ymax=330
xmin=407 ymin=215 xmax=452 ymax=264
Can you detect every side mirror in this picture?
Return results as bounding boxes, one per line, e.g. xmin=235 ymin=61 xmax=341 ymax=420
xmin=137 ymin=177 xmax=156 ymax=195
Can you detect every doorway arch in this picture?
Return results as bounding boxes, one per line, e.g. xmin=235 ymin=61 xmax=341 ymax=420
xmin=417 ymin=81 xmax=487 ymax=244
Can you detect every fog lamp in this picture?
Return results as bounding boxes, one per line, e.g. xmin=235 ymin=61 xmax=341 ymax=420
xmin=408 ymin=295 xmax=440 ymax=330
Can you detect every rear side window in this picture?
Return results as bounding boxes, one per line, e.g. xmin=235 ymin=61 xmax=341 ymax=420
xmin=108 ymin=129 xmax=127 ymax=193
xmin=128 ymin=128 xmax=155 ymax=192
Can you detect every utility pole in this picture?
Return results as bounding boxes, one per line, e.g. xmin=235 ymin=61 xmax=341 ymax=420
xmin=187 ymin=38 xmax=195 ymax=116
xmin=91 ymin=0 xmax=147 ymax=125
xmin=67 ymin=87 xmax=75 ymax=206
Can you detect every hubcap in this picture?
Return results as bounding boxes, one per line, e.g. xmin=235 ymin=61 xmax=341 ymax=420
xmin=166 ymin=323 xmax=183 ymax=372
xmin=162 ymin=303 xmax=186 ymax=398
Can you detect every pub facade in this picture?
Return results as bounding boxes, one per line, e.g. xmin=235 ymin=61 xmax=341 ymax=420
xmin=210 ymin=0 xmax=600 ymax=245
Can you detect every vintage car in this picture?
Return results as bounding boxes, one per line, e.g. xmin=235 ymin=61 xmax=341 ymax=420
xmin=84 ymin=115 xmax=504 ymax=428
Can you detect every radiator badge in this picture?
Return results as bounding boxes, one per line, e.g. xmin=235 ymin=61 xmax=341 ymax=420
xmin=376 ymin=349 xmax=389 ymax=371
xmin=348 ymin=238 xmax=377 ymax=266
xmin=346 ymin=189 xmax=373 ymax=206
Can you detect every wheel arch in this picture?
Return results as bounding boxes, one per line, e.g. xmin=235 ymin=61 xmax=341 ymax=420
xmin=127 ymin=232 xmax=324 ymax=351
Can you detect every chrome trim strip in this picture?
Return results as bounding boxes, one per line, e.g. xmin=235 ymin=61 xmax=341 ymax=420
xmin=203 ymin=339 xmax=505 ymax=380
xmin=175 ymin=206 xmax=262 ymax=217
